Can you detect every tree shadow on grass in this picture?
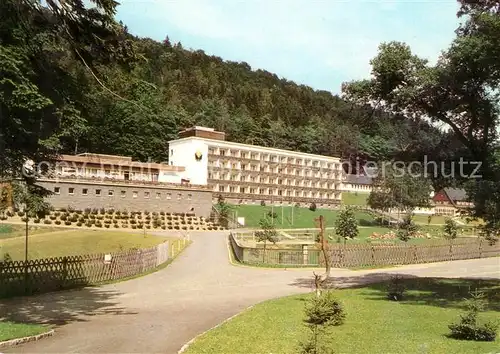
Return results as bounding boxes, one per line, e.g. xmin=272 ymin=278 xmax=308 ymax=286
xmin=289 ymin=274 xmax=500 ymax=311
xmin=0 ymin=286 xmax=137 ymax=326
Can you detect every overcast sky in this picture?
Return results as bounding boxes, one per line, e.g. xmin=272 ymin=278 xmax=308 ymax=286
xmin=116 ymin=0 xmax=460 ymax=94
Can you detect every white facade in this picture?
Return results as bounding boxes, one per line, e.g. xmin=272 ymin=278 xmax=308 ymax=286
xmin=169 ymin=129 xmax=344 ymax=206
xmin=168 ymin=139 xmax=209 ymax=185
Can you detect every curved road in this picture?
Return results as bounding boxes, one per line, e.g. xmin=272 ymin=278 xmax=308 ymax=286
xmin=0 ymin=231 xmax=498 ymax=353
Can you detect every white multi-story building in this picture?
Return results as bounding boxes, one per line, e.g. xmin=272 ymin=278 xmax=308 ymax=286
xmin=168 ymin=127 xmax=344 ymax=207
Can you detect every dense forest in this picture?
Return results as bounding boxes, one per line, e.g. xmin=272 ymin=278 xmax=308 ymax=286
xmin=78 ymin=37 xmax=452 ymax=170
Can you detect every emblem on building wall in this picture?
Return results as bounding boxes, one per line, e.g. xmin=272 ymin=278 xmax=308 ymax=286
xmin=195 ymin=150 xmax=203 ymax=161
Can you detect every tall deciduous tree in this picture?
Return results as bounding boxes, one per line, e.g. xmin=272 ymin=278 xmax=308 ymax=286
xmin=342 ymin=1 xmax=500 ymax=237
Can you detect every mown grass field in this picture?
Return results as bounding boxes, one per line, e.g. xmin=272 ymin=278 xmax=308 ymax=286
xmin=0 ymin=321 xmax=49 ymax=342
xmin=232 ymin=204 xmax=376 ymax=229
xmin=341 ymin=191 xmax=369 ymax=206
xmin=184 ymin=278 xmax=500 ymax=354
xmin=0 ymin=224 xmax=59 ymax=240
xmin=0 ymin=226 xmax=168 ymax=260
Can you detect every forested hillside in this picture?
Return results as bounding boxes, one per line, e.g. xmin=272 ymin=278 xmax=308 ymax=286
xmin=81 ymin=36 xmax=450 ymax=168
xmin=1 ymin=0 xmax=449 ymax=174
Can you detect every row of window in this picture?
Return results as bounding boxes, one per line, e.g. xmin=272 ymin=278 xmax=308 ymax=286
xmin=208 ymin=148 xmax=337 ymax=168
xmin=208 ymin=173 xmax=340 ymax=186
xmin=208 ymin=160 xmax=341 ymax=174
xmin=56 ymin=166 xmax=159 ymax=181
xmin=53 ymin=187 xmax=192 ymax=200
xmin=216 ymin=185 xmax=339 ymax=199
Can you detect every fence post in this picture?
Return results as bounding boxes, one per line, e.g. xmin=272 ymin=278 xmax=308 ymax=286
xmin=62 ymin=256 xmax=68 ymax=288
xmin=371 ymin=246 xmax=375 ymax=266
xmin=478 ymin=238 xmax=483 ymax=258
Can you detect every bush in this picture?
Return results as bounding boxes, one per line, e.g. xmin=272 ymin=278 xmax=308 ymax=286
xmin=114 ymin=224 xmax=119 ymax=228
xmin=21 ymin=217 xmax=28 ymax=222
xmin=260 ymin=200 xmax=266 ymax=206
xmin=17 ymin=211 xmax=25 ymax=217
xmin=60 ymin=208 xmax=67 ymax=213
xmin=387 ymin=275 xmax=406 ymax=301
xmin=448 ymin=291 xmax=498 ymax=342
xmin=85 ymin=222 xmax=92 ymax=227
xmin=55 ymin=220 xmax=61 ymax=225
xmin=160 ymin=211 xmax=165 ymax=216
xmin=131 ymin=225 xmax=137 ymax=229
xmin=6 ymin=210 xmax=14 ymax=217
xmin=99 ymin=208 xmax=106 ymax=214
xmin=76 ymin=222 xmax=82 ymax=227
xmin=304 ymin=292 xmax=345 ymax=326
xmin=33 ymin=219 xmax=41 ymax=224
xmin=60 ymin=214 xmax=67 ymax=221
xmin=64 ymin=221 xmax=72 ymax=226
xmin=44 ymin=219 xmax=52 ymax=225
xmin=105 ymin=224 xmax=110 ymax=228
xmin=146 ymin=225 xmax=151 ymax=229
xmin=309 ymin=202 xmax=317 ymax=212
xmin=113 ymin=219 xmax=118 ymax=224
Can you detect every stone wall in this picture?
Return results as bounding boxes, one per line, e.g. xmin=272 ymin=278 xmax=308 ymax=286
xmin=37 ymin=180 xmax=213 ymax=217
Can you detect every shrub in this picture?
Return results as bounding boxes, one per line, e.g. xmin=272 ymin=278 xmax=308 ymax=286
xmin=60 ymin=208 xmax=67 ymax=213
xmin=444 ymin=218 xmax=458 ymax=239
xmin=84 ymin=208 xmax=91 ymax=213
xmin=261 ymin=200 xmax=266 ymax=206
xmin=33 ymin=219 xmax=41 ymax=224
xmin=309 ymin=202 xmax=317 ymax=212
xmin=114 ymin=224 xmax=119 ymax=228
xmin=160 ymin=211 xmax=165 ymax=216
xmin=60 ymin=215 xmax=67 ymax=221
xmin=104 ymin=219 xmax=111 ymax=224
xmin=113 ymin=219 xmax=118 ymax=224
xmin=71 ymin=216 xmax=78 ymax=222
xmin=92 ymin=208 xmax=98 ymax=214
xmin=131 ymin=225 xmax=137 ymax=229
xmin=76 ymin=222 xmax=82 ymax=227
xmin=300 ymin=291 xmax=346 ymax=353
xmin=387 ymin=275 xmax=406 ymax=301
xmin=449 ymin=291 xmax=498 ymax=342
xmin=146 ymin=225 xmax=151 ymax=229
xmin=17 ymin=211 xmax=25 ymax=217
xmin=44 ymin=220 xmax=52 ymax=225
xmin=161 ymin=225 xmax=166 ymax=230
xmin=20 ymin=217 xmax=28 ymax=222
xmin=55 ymin=220 xmax=61 ymax=225
xmin=6 ymin=210 xmax=14 ymax=217
xmin=105 ymin=224 xmax=110 ymax=228
xmin=99 ymin=208 xmax=106 ymax=214
xmin=64 ymin=221 xmax=72 ymax=226
xmin=85 ymin=222 xmax=92 ymax=227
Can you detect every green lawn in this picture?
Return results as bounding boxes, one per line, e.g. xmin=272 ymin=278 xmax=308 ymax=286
xmin=0 ymin=224 xmax=59 ymax=240
xmin=184 ymin=278 xmax=500 ymax=354
xmin=233 ymin=205 xmax=376 ymax=229
xmin=342 ymin=192 xmax=369 ymax=206
xmin=0 ymin=321 xmax=48 ymax=342
xmin=0 ymin=228 xmax=168 ymax=260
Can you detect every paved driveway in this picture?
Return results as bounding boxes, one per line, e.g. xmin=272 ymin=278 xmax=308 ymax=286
xmin=1 ymin=231 xmax=498 ymax=353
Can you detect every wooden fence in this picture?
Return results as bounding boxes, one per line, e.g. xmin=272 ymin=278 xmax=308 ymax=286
xmin=0 ymin=239 xmax=188 ymax=298
xmin=229 ymin=233 xmax=500 ymax=267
